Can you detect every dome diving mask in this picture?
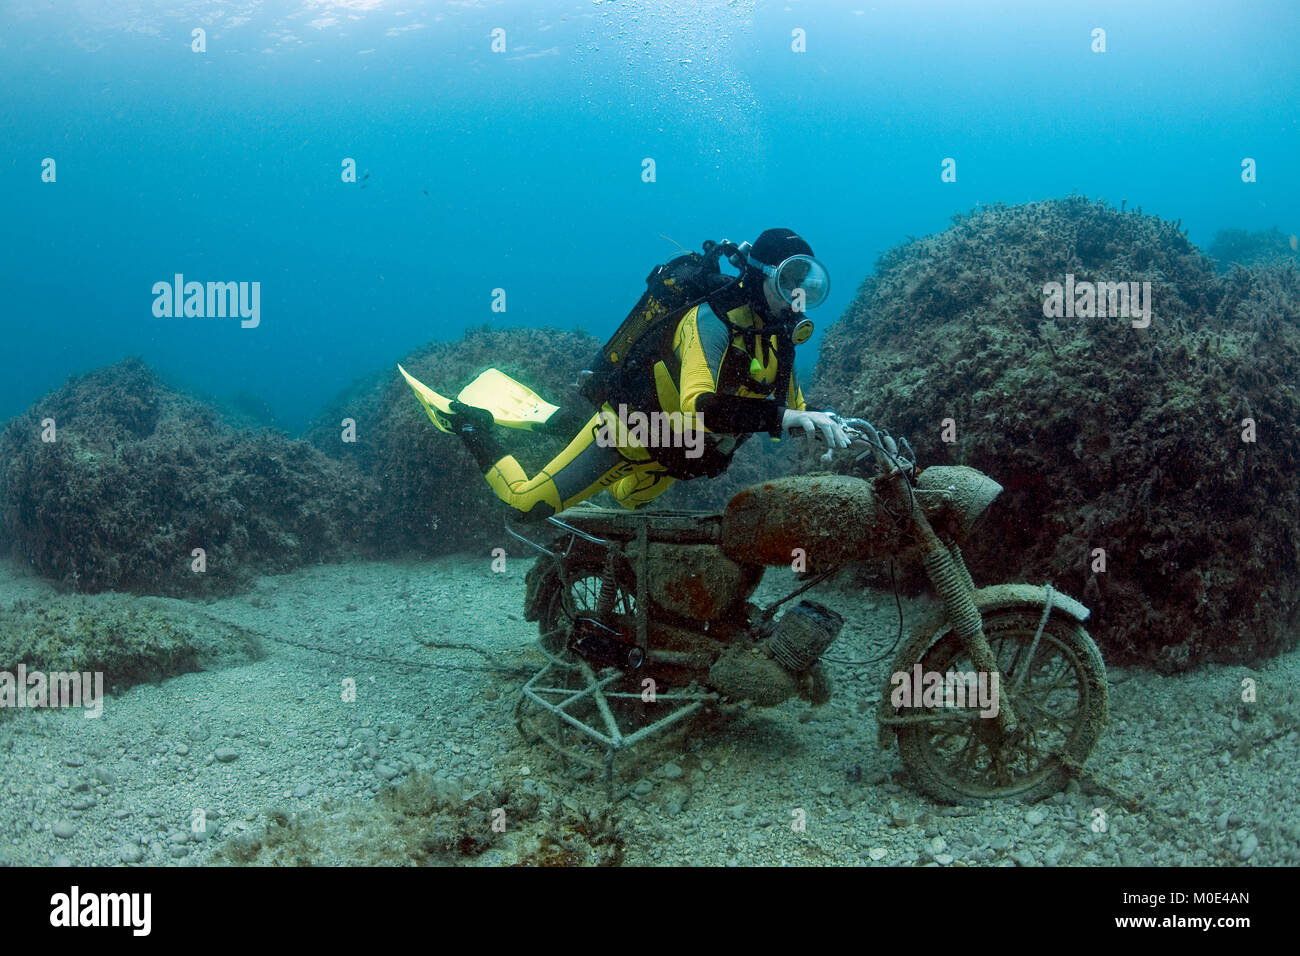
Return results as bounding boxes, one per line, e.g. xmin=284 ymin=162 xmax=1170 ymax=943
xmin=748 ymin=253 xmax=831 ymax=313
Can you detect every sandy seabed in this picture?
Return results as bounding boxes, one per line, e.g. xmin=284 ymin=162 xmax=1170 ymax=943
xmin=1 ymin=553 xmax=1297 ymax=867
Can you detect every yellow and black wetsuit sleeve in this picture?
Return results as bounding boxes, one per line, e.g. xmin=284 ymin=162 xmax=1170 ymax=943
xmin=675 ymin=304 xmax=784 ymax=435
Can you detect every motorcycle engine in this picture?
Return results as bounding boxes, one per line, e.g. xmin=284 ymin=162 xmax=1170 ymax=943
xmin=707 ymin=600 xmax=844 ymax=707
xmin=767 ymin=600 xmax=844 ymax=672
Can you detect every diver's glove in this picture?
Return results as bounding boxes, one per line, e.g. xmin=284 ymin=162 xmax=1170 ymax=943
xmin=782 ymin=408 xmax=851 ymax=461
xmin=449 ymin=401 xmax=504 ymax=472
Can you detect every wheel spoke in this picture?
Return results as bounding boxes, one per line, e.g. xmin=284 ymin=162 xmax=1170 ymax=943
xmin=911 ymin=618 xmax=1100 ymax=799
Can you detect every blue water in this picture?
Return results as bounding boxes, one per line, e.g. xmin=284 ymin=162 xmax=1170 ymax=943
xmin=3 ymin=0 xmax=1297 ymax=431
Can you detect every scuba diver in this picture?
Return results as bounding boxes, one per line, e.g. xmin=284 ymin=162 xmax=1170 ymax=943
xmin=399 ymin=228 xmax=851 ymax=522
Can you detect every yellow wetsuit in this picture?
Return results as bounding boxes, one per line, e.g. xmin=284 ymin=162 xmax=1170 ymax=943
xmin=473 ymin=301 xmax=806 ymax=521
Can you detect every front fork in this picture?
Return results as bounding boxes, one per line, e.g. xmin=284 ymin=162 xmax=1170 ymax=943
xmin=911 ymin=507 xmax=1019 ymax=736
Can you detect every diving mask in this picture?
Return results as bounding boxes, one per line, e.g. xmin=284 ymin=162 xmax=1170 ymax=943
xmin=748 ymin=253 xmax=831 ymax=312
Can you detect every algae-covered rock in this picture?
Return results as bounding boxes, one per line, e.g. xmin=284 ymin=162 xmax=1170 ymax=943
xmin=1207 ymin=226 xmax=1300 ymax=272
xmin=816 ymin=197 xmax=1300 ymax=671
xmin=0 ymin=358 xmax=379 ymax=596
xmin=0 ymin=593 xmax=262 ymax=692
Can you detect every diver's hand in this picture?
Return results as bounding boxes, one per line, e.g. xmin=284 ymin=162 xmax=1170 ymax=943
xmin=783 ymin=408 xmax=851 ymax=461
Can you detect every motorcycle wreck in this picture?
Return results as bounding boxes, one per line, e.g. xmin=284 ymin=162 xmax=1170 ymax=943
xmin=511 ymin=419 xmax=1109 ymax=805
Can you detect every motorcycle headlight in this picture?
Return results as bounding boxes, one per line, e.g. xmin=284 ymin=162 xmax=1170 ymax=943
xmin=916 ymin=466 xmax=1003 ymax=540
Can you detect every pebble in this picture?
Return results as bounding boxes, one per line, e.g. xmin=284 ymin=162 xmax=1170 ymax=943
xmin=1239 ymin=833 xmax=1258 ymax=860
xmin=1025 ymin=808 xmax=1046 ymax=826
xmin=374 ymin=764 xmax=399 ymax=781
xmin=632 ymin=779 xmax=654 ymax=796
xmin=868 ymin=847 xmax=888 ymax=861
xmin=63 ymin=757 xmax=84 ymax=768
xmin=117 ymin=845 xmax=143 ymax=864
xmin=658 ymin=762 xmax=683 ymax=780
xmin=214 ymin=747 xmax=239 ymax=763
xmin=935 ymin=853 xmax=955 ymax=865
xmin=52 ymin=821 xmax=76 ymax=840
xmin=71 ymin=797 xmax=96 ymax=812
xmin=169 ymin=846 xmax=189 ymax=859
xmin=175 ymin=744 xmax=190 ymax=757
xmin=727 ymin=804 xmax=747 ymax=820
xmin=293 ymin=782 xmax=315 ymax=798
xmin=333 ymin=736 xmax=350 ymax=749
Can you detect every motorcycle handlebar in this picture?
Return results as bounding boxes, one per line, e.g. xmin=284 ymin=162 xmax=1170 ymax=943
xmin=786 ymin=412 xmax=916 ymax=474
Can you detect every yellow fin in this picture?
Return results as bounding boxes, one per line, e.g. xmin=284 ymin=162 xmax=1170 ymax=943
xmin=457 ymin=368 xmax=559 ymax=430
xmin=397 ymin=364 xmax=455 ymax=433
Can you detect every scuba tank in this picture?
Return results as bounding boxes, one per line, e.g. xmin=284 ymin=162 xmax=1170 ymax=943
xmin=577 ymin=239 xmax=748 ymax=409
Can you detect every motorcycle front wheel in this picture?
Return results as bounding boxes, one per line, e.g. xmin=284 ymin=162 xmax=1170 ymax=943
xmin=895 ymin=608 xmax=1108 ymax=804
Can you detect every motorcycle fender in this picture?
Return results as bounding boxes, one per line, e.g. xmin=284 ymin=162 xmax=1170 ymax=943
xmin=874 ymin=583 xmax=1091 ymax=748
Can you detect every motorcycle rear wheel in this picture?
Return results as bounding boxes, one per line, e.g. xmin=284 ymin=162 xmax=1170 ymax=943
xmin=895 ymin=608 xmax=1108 ymax=804
xmin=536 ymin=553 xmax=638 ymax=662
